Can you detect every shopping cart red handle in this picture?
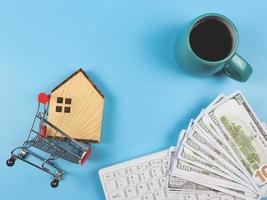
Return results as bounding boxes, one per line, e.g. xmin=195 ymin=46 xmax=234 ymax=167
xmin=40 ymin=125 xmax=47 ymax=138
xmin=38 ymin=93 xmax=50 ymax=104
xmin=80 ymin=148 xmax=92 ymax=165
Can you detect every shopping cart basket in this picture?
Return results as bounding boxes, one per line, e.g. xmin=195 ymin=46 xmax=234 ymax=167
xmin=6 ymin=93 xmax=92 ymax=188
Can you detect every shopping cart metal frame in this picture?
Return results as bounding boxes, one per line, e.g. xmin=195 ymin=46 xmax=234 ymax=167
xmin=6 ymin=93 xmax=92 ymax=188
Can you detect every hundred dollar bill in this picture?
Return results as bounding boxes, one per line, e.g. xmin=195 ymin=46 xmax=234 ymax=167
xmin=183 ymin=124 xmax=254 ymax=191
xmin=177 ymin=144 xmax=239 ymax=183
xmin=167 ymin=191 xmax=237 ymax=200
xmin=168 ymin=191 xmax=238 ymax=200
xmin=190 ymin=120 xmax=242 ymax=170
xmin=167 ymin=147 xmax=218 ymax=192
xmin=195 ymin=111 xmax=259 ymax=192
xmin=205 ymin=94 xmax=226 ymax=111
xmin=194 ymin=111 xmax=255 ymax=183
xmin=167 ymin=147 xmax=240 ymax=200
xmin=168 ymin=132 xmax=224 ymax=193
xmin=181 ymin=135 xmax=248 ymax=189
xmin=194 ymin=95 xmax=248 ymax=172
xmin=195 ymin=111 xmax=241 ymax=165
xmin=170 ymin=156 xmax=259 ymax=200
xmin=169 ymin=131 xmax=256 ymax=197
xmin=206 ymin=91 xmax=267 ymax=190
xmin=183 ymin=131 xmax=255 ymax=192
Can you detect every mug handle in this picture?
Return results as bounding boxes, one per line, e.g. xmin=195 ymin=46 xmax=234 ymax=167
xmin=223 ymin=54 xmax=253 ymax=82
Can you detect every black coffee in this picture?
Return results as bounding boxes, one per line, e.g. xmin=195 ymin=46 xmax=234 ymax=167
xmin=189 ymin=18 xmax=233 ymax=61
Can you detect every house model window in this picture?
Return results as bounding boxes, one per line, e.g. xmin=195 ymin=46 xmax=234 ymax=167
xmin=56 ymin=97 xmax=72 ymax=113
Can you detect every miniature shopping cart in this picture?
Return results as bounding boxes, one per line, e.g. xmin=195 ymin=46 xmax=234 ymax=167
xmin=6 ymin=93 xmax=92 ymax=188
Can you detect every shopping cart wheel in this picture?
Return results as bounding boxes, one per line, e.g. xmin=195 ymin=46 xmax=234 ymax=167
xmin=6 ymin=157 xmax=16 ymax=167
xmin=51 ymin=179 xmax=59 ymax=188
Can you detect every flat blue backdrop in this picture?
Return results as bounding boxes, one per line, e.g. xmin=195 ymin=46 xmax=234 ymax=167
xmin=0 ymin=0 xmax=266 ymax=199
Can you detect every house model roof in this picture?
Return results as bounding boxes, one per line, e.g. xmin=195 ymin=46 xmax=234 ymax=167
xmin=47 ymin=68 xmax=104 ymax=143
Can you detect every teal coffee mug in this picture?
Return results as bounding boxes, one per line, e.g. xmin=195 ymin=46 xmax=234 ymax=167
xmin=175 ymin=13 xmax=253 ymax=82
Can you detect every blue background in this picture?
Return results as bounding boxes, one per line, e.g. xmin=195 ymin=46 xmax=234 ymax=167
xmin=0 ymin=0 xmax=266 ymax=199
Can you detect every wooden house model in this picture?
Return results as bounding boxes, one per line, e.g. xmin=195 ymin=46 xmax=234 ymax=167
xmin=47 ymin=68 xmax=104 ymax=143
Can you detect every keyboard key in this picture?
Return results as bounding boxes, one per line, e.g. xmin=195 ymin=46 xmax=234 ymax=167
xmin=103 ymin=173 xmax=114 ymax=181
xmin=117 ymin=177 xmax=128 ymax=188
xmin=139 ymin=170 xmax=151 ymax=181
xmin=162 ymin=164 xmax=168 ymax=175
xmin=125 ymin=186 xmax=137 ymax=198
xmin=148 ymin=180 xmax=160 ymax=190
xmin=137 ymin=183 xmax=148 ymax=194
xmin=159 ymin=177 xmax=166 ymax=188
xmin=220 ymin=194 xmax=235 ymax=200
xmin=185 ymin=194 xmax=197 ymax=200
xmin=151 ymin=167 xmax=163 ymax=178
xmin=115 ymin=169 xmax=126 ymax=177
xmin=105 ymin=180 xmax=117 ymax=192
xmin=138 ymin=162 xmax=149 ymax=170
xmin=175 ymin=197 xmax=185 ymax=200
xmin=154 ymin=190 xmax=166 ymax=200
xmin=143 ymin=193 xmax=154 ymax=200
xmin=166 ymin=191 xmax=177 ymax=199
xmin=109 ymin=190 xmax=125 ymax=200
xmin=126 ymin=166 xmax=138 ymax=174
xmin=166 ymin=190 xmax=182 ymax=199
xmin=150 ymin=158 xmax=162 ymax=167
xmin=132 ymin=197 xmax=142 ymax=200
xmin=161 ymin=156 xmax=168 ymax=164
xmin=128 ymin=174 xmax=139 ymax=185
xmin=197 ymin=193 xmax=218 ymax=200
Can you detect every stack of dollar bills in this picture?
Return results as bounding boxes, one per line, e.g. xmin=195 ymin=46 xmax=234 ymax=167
xmin=167 ymin=91 xmax=267 ymax=200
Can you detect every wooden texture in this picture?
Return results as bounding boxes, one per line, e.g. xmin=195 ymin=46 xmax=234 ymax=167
xmin=47 ymin=69 xmax=104 ymax=143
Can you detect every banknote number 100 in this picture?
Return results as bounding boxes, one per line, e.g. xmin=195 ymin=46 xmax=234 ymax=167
xmin=255 ymin=165 xmax=267 ymax=183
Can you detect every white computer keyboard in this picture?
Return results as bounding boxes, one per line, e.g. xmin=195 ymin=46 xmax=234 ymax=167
xmin=99 ymin=149 xmax=233 ymax=200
